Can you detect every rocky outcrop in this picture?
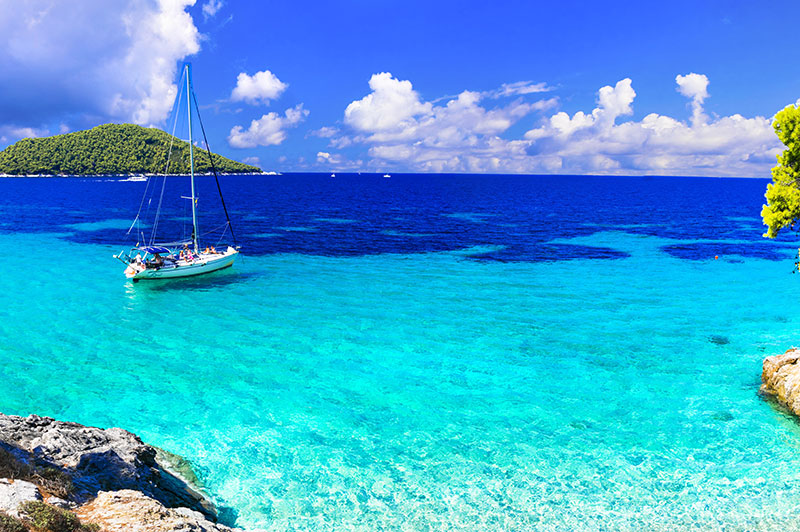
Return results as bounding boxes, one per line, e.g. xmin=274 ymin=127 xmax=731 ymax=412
xmin=0 ymin=479 xmax=41 ymax=517
xmin=0 ymin=413 xmax=232 ymax=528
xmin=760 ymin=348 xmax=800 ymax=414
xmin=76 ymin=490 xmax=239 ymax=532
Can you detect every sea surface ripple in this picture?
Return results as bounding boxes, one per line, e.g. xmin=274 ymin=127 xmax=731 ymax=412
xmin=1 ymin=174 xmax=800 ymax=530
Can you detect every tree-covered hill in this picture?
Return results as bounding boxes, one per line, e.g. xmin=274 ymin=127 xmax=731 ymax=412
xmin=0 ymin=123 xmax=261 ymax=175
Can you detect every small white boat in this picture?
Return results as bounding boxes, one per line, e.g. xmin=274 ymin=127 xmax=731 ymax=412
xmin=383 ymin=173 xmax=391 ymax=178
xmin=331 ymin=173 xmax=336 ymax=178
xmin=115 ymin=63 xmax=240 ymax=281
xmin=123 ymin=174 xmax=147 ymax=182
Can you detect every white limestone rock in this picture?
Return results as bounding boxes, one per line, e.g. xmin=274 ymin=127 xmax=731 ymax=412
xmin=76 ymin=490 xmax=244 ymax=532
xmin=0 ymin=413 xmax=215 ymax=519
xmin=0 ymin=478 xmax=41 ymax=517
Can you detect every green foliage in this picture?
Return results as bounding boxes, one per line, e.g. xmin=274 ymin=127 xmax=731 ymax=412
xmin=0 ymin=447 xmax=32 ymax=480
xmin=31 ymin=469 xmax=73 ymax=500
xmin=0 ymin=511 xmax=27 ymax=532
xmin=763 ymin=105 xmax=800 ymax=238
xmin=0 ymin=448 xmax=72 ymax=499
xmin=18 ymin=502 xmax=96 ymax=532
xmin=0 ymin=123 xmax=260 ymax=176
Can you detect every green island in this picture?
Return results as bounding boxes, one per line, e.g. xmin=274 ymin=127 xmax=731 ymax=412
xmin=0 ymin=123 xmax=260 ymax=176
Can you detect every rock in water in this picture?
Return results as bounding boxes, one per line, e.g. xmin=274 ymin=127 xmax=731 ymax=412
xmin=76 ymin=490 xmax=241 ymax=532
xmin=0 ymin=414 xmax=214 ymax=520
xmin=760 ymin=349 xmax=800 ymax=415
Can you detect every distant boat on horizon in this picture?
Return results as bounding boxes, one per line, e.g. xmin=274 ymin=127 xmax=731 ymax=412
xmin=383 ymin=173 xmax=391 ymax=178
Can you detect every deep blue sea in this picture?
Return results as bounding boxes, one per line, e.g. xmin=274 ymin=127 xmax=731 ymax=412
xmin=3 ymin=173 xmax=800 ymax=530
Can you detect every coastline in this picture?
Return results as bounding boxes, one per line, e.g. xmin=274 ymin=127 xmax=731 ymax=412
xmin=761 ymin=349 xmax=800 ymax=415
xmin=0 ymin=413 xmax=243 ymax=531
xmin=0 ymin=172 xmax=275 ymax=178
xmin=2 ymin=174 xmax=800 ymax=529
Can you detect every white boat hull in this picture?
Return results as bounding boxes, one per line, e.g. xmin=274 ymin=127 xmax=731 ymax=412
xmin=126 ymin=249 xmax=238 ymax=280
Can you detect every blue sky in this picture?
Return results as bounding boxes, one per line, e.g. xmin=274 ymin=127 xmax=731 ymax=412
xmin=0 ymin=0 xmax=797 ymax=176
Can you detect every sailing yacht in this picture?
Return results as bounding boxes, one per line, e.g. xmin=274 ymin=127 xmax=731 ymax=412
xmin=114 ymin=63 xmax=239 ymax=281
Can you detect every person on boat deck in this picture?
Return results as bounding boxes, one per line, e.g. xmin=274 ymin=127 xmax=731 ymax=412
xmin=210 ymin=246 xmax=217 ymax=254
xmin=151 ymin=253 xmax=164 ymax=267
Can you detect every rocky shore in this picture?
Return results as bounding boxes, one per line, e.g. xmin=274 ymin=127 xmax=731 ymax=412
xmin=0 ymin=413 xmax=242 ymax=532
xmin=760 ymin=348 xmax=800 ymax=414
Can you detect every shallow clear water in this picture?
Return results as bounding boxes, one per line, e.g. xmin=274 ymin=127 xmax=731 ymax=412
xmin=2 ymin=174 xmax=800 ymax=530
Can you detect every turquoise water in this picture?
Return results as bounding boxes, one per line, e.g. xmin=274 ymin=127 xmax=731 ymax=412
xmin=4 ymin=176 xmax=800 ymax=530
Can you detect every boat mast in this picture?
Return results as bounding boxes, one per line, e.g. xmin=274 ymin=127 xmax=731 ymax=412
xmin=186 ymin=63 xmax=199 ymax=253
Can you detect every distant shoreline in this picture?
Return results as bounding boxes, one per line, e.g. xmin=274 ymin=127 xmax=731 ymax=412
xmin=0 ymin=171 xmax=276 ymax=178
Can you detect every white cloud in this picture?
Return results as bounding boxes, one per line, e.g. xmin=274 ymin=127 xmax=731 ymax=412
xmin=0 ymin=125 xmax=48 ymax=145
xmin=676 ymin=73 xmax=709 ymax=125
xmin=525 ymin=78 xmax=635 ymax=140
xmin=202 ymin=0 xmax=223 ymax=20
xmin=344 ymin=72 xmax=432 ymax=132
xmin=317 ymin=151 xmax=344 ymax=164
xmin=228 ymin=104 xmax=308 ymax=148
xmin=115 ymin=0 xmax=201 ymax=125
xmin=0 ymin=0 xmax=201 ymax=134
xmin=335 ymin=72 xmax=558 ymax=172
xmin=332 ymin=72 xmax=779 ymax=176
xmin=596 ymin=78 xmax=636 ymax=124
xmin=522 ymin=75 xmax=777 ymax=175
xmin=231 ymin=70 xmax=288 ymax=105
xmin=345 ymin=73 xmax=556 ymax=146
xmin=314 ymin=151 xmax=364 ymax=170
xmin=676 ymin=73 xmax=709 ymax=102
xmin=310 ymin=126 xmax=339 ymax=138
xmin=485 ymin=81 xmax=552 ymax=98
xmin=242 ymin=156 xmax=261 ymax=168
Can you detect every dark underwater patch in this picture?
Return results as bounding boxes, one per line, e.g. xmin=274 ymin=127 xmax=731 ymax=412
xmin=660 ymin=242 xmax=793 ymax=261
xmin=1 ymin=174 xmax=795 ymax=263
xmin=710 ymin=411 xmax=734 ymax=422
xmin=468 ymin=243 xmax=629 ymax=263
xmin=708 ymin=335 xmax=730 ymax=345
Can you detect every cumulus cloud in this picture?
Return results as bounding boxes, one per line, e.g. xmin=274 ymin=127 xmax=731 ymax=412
xmin=334 ymin=72 xmax=556 ymax=172
xmin=345 ymin=72 xmax=433 ymax=132
xmin=525 ymin=78 xmax=636 ymax=141
xmin=317 ymin=151 xmax=345 ymax=164
xmin=331 ymin=72 xmax=779 ymax=176
xmin=228 ymin=104 xmax=308 ymax=148
xmin=522 ymin=75 xmax=777 ymax=175
xmin=202 ymin=0 xmax=223 ymax=20
xmin=231 ymin=70 xmax=288 ymax=105
xmin=676 ymin=73 xmax=709 ymax=125
xmin=0 ymin=0 xmax=201 ymax=143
